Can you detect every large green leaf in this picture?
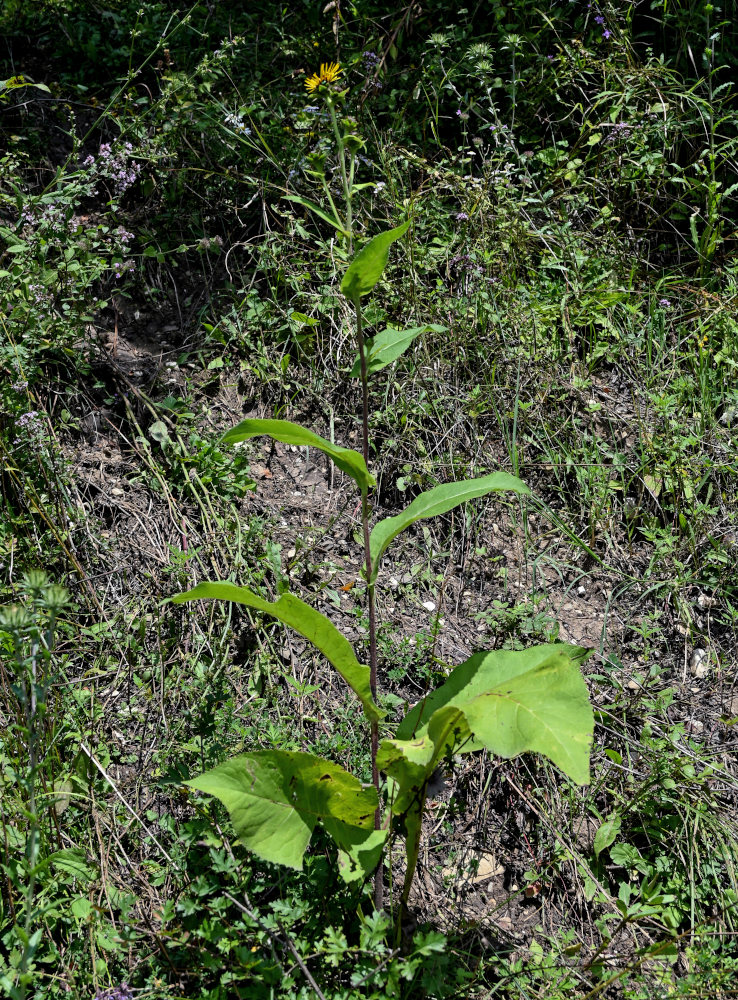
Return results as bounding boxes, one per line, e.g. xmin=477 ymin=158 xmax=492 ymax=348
xmin=340 ymin=222 xmax=410 ymax=300
xmin=379 ymin=645 xmax=593 ymax=905
xmin=349 ymin=324 xmax=446 ymax=378
xmin=326 ymin=822 xmax=388 ymax=884
xmin=368 ymin=473 xmax=530 ymax=584
xmin=172 ymin=582 xmax=380 ymax=722
xmin=221 ymin=418 xmax=375 ymax=494
xmin=395 ymin=644 xmax=594 ymax=784
xmin=186 ymin=751 xmax=379 ymax=874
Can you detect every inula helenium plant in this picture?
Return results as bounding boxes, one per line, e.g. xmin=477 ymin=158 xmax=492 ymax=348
xmin=171 ymin=62 xmax=594 ymax=921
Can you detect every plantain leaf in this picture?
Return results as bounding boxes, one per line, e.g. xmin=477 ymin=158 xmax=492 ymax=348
xmin=349 ymin=324 xmax=446 ymax=377
xmin=368 ymin=473 xmax=530 ymax=583
xmin=221 ymin=418 xmax=375 ymax=494
xmin=172 ymin=581 xmax=380 ymax=722
xmin=186 ymin=751 xmax=379 ymax=875
xmin=282 ymin=193 xmax=349 ymax=236
xmin=340 ymin=222 xmax=410 ymax=300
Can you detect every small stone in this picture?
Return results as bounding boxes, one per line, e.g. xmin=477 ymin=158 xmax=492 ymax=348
xmin=627 ymin=679 xmax=640 ymax=691
xmin=685 ymin=718 xmax=704 ymax=734
xmin=577 ymin=585 xmax=586 ymax=597
xmin=422 ymin=600 xmax=437 ymax=612
xmin=690 ymin=648 xmax=709 ymax=678
xmin=110 ymin=487 xmax=124 ymax=496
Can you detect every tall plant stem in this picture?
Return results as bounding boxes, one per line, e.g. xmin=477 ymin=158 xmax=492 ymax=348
xmin=327 ymin=97 xmax=352 ymax=251
xmin=353 ymin=294 xmax=382 ymax=910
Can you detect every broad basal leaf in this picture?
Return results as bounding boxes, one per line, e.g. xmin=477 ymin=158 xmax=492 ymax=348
xmin=396 ymin=644 xmax=594 ymax=785
xmin=221 ymin=418 xmax=375 ymax=494
xmin=340 ymin=221 xmax=410 ymax=300
xmin=379 ymin=645 xmax=593 ymax=906
xmin=171 ymin=582 xmax=380 ymax=722
xmin=349 ymin=324 xmax=446 ymax=377
xmin=368 ymin=473 xmax=530 ymax=583
xmin=186 ymin=751 xmax=378 ymax=874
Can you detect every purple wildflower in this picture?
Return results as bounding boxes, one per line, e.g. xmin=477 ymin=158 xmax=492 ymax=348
xmin=455 ymin=212 xmax=469 ymax=221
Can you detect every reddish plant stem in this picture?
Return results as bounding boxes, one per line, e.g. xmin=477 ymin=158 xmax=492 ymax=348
xmin=354 ymin=295 xmax=383 ymax=911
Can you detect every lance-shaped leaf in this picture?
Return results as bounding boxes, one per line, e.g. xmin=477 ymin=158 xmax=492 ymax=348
xmin=186 ymin=751 xmax=379 ymax=873
xmin=172 ymin=582 xmax=380 ymax=722
xmin=222 ymin=418 xmax=375 ymax=494
xmin=282 ymin=193 xmax=349 ymax=236
xmin=368 ymin=473 xmax=530 ymax=584
xmin=350 ymin=323 xmax=446 ymax=377
xmin=340 ymin=221 xmax=410 ymax=300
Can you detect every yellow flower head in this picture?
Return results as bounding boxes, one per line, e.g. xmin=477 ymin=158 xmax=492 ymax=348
xmin=305 ymin=62 xmax=342 ymax=92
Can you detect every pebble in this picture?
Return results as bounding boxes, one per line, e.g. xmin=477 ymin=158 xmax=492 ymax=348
xmin=690 ymin=648 xmax=709 ymax=679
xmin=577 ymin=585 xmax=586 ymax=597
xmin=422 ymin=600 xmax=437 ymax=612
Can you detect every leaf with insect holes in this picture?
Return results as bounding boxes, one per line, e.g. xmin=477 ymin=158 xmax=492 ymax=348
xmin=171 ymin=581 xmax=380 ymax=722
xmin=341 ymin=222 xmax=410 ymax=300
xmin=186 ymin=751 xmax=384 ymax=878
xmin=221 ymin=418 xmax=375 ymax=494
xmin=368 ymin=473 xmax=530 ymax=584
